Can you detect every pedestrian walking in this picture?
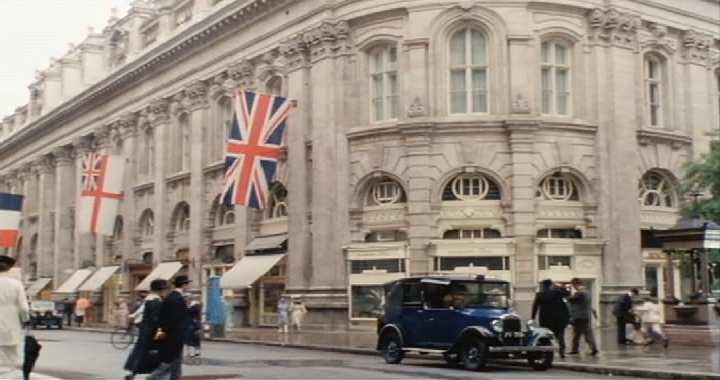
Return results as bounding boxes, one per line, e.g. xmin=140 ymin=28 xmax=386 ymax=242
xmin=0 ymin=255 xmax=30 ymax=377
xmin=531 ymin=279 xmax=570 ymax=358
xmin=277 ymin=296 xmax=290 ymax=333
xmin=636 ymin=296 xmax=669 ymax=348
xmin=61 ymin=298 xmax=74 ymax=327
xmin=112 ymin=299 xmax=129 ymax=329
xmin=612 ymin=288 xmax=639 ymax=345
xmin=289 ymin=296 xmax=308 ymax=332
xmin=124 ymin=279 xmax=168 ymax=380
xmin=567 ymin=278 xmax=598 ymax=356
xmin=74 ymin=296 xmax=91 ymax=327
xmin=147 ymin=276 xmax=191 ymax=380
xmin=184 ymin=297 xmax=202 ymax=358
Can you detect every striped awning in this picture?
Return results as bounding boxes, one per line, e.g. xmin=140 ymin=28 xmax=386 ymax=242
xmin=135 ymin=262 xmax=183 ymax=291
xmin=54 ymin=269 xmax=94 ymax=294
xmin=78 ymin=266 xmax=119 ymax=292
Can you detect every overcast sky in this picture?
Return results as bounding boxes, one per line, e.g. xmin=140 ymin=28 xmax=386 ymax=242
xmin=0 ymin=0 xmax=132 ymax=117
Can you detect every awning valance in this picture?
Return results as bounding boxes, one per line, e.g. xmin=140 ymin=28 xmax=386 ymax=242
xmin=26 ymin=278 xmax=52 ymax=297
xmin=245 ymin=234 xmax=287 ymax=251
xmin=135 ymin=262 xmax=183 ymax=291
xmin=79 ymin=266 xmax=120 ymax=292
xmin=221 ymin=254 xmax=286 ymax=289
xmin=54 ymin=269 xmax=94 ymax=294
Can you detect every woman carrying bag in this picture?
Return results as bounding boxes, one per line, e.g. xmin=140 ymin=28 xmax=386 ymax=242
xmin=0 ymin=255 xmax=30 ymax=377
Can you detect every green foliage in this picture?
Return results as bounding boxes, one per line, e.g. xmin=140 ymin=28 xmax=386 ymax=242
xmin=681 ymin=133 xmax=720 ymax=223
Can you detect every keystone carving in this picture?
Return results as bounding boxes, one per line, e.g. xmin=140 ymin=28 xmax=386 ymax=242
xmin=588 ymin=7 xmax=640 ymax=49
xmin=407 ymin=97 xmax=426 ymax=118
xmin=639 ymin=22 xmax=677 ymax=53
xmin=682 ymin=30 xmax=712 ymax=65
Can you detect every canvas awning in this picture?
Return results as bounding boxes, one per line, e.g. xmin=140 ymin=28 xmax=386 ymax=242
xmin=221 ymin=253 xmax=286 ymax=289
xmin=78 ymin=266 xmax=119 ymax=292
xmin=135 ymin=261 xmax=183 ymax=291
xmin=26 ymin=278 xmax=52 ymax=297
xmin=53 ymin=269 xmax=94 ymax=294
xmin=245 ymin=234 xmax=287 ymax=251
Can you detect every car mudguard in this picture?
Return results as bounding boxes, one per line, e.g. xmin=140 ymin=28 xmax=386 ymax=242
xmin=528 ymin=327 xmax=555 ymax=346
xmin=377 ymin=324 xmax=404 ymax=350
xmin=448 ymin=326 xmax=494 ymax=353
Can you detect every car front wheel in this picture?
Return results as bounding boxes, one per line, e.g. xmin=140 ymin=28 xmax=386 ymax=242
xmin=527 ymin=339 xmax=554 ymax=371
xmin=381 ymin=334 xmax=404 ymax=364
xmin=461 ymin=339 xmax=488 ymax=371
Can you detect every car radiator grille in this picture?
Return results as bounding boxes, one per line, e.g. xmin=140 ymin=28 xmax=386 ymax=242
xmin=502 ymin=317 xmax=521 ymax=333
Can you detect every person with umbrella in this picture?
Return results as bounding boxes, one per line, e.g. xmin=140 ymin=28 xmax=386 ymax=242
xmin=0 ymin=255 xmax=30 ymax=377
xmin=123 ymin=279 xmax=169 ymax=380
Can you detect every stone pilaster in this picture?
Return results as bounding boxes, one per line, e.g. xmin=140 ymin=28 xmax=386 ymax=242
xmin=17 ymin=165 xmax=32 ymax=276
xmin=185 ymin=80 xmax=209 ymax=287
xmin=148 ymin=98 xmax=171 ymax=264
xmin=94 ymin=125 xmax=114 ymax=268
xmin=73 ymin=135 xmax=95 ymax=269
xmin=52 ymin=146 xmax=75 ymax=286
xmin=116 ymin=113 xmax=139 ymax=285
xmin=681 ymin=30 xmax=714 ymax=157
xmin=402 ymin=126 xmax=434 ymax=275
xmin=35 ymin=155 xmax=55 ymax=278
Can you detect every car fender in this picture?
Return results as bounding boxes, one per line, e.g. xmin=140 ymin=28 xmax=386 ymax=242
xmin=449 ymin=326 xmax=494 ymax=352
xmin=529 ymin=327 xmax=555 ymax=346
xmin=376 ymin=324 xmax=404 ymax=350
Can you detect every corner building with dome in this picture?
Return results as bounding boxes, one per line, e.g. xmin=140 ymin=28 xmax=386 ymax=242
xmin=0 ymin=0 xmax=719 ymax=328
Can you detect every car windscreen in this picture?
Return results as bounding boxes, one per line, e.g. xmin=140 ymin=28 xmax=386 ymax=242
xmin=451 ymin=281 xmax=509 ymax=309
xmin=31 ymin=301 xmax=54 ymax=310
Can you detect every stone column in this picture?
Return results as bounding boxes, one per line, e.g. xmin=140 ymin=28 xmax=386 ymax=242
xmin=281 ymin=36 xmax=312 ymax=292
xmin=53 ymin=146 xmax=76 ymax=286
xmin=35 ymin=155 xmax=56 ymax=278
xmin=185 ymin=80 xmax=209 ymax=287
xmin=117 ymin=113 xmax=139 ymax=284
xmin=505 ymin=120 xmax=539 ymax=316
xmin=681 ymin=30 xmax=714 ymax=157
xmin=17 ymin=165 xmax=32 ymax=275
xmin=148 ymin=99 xmax=171 ymax=264
xmin=94 ymin=126 xmax=114 ymax=268
xmin=73 ymin=135 xmax=95 ymax=269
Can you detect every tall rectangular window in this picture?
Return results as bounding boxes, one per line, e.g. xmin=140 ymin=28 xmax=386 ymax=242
xmin=370 ymin=46 xmax=398 ymax=122
xmin=541 ymin=41 xmax=571 ymax=115
xmin=449 ymin=29 xmax=488 ymax=114
xmin=645 ymin=57 xmax=663 ymax=127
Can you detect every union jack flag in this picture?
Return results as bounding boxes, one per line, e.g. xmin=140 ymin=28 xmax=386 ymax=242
xmin=78 ymin=153 xmax=125 ymax=235
xmin=221 ymin=90 xmax=292 ymax=209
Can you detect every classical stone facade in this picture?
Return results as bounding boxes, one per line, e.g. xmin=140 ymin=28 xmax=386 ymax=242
xmin=0 ymin=0 xmax=719 ymax=328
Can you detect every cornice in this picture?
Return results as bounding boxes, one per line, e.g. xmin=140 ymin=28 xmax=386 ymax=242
xmin=637 ymin=128 xmax=692 ymax=149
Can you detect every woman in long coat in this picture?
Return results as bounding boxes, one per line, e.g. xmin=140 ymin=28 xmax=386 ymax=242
xmin=123 ymin=280 xmax=167 ymax=380
xmin=0 ymin=255 xmax=29 ymax=376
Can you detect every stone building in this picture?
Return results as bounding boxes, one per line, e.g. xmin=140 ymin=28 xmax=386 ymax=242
xmin=0 ymin=0 xmax=719 ymax=328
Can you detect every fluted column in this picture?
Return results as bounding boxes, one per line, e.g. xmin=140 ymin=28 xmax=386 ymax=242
xmin=35 ymin=155 xmax=55 ymax=278
xmin=185 ymin=81 xmax=209 ymax=287
xmin=53 ymin=146 xmax=75 ymax=286
xmin=73 ymin=136 xmax=95 ymax=269
xmin=148 ymin=99 xmax=171 ymax=264
xmin=117 ymin=113 xmax=139 ymax=283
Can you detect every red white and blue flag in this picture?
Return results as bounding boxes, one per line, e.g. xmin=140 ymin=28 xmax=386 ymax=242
xmin=0 ymin=193 xmax=23 ymax=248
xmin=221 ymin=90 xmax=292 ymax=209
xmin=78 ymin=153 xmax=125 ymax=235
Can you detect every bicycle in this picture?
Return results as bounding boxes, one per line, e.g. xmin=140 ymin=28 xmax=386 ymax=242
xmin=110 ymin=325 xmax=136 ymax=350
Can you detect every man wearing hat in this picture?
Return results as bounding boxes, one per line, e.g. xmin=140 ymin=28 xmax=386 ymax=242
xmin=147 ymin=275 xmax=191 ymax=380
xmin=124 ymin=279 xmax=169 ymax=380
xmin=0 ymin=255 xmax=29 ymax=376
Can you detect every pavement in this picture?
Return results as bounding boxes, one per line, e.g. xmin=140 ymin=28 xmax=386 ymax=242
xmin=63 ymin=325 xmax=720 ymax=380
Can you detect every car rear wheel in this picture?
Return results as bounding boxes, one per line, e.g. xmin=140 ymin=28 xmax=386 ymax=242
xmin=461 ymin=339 xmax=488 ymax=371
xmin=528 ymin=338 xmax=554 ymax=371
xmin=381 ymin=333 xmax=404 ymax=364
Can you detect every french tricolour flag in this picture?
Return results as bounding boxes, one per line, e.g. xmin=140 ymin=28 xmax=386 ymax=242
xmin=0 ymin=193 xmax=23 ymax=248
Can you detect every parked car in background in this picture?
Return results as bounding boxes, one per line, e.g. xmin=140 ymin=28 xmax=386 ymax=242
xmin=376 ymin=276 xmax=555 ymax=371
xmin=30 ymin=300 xmax=64 ymax=329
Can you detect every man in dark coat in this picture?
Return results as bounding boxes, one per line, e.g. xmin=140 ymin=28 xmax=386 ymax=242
xmin=613 ymin=288 xmax=638 ymax=345
xmin=123 ymin=279 xmax=168 ymax=380
xmin=147 ymin=276 xmax=191 ymax=380
xmin=531 ymin=279 xmax=570 ymax=358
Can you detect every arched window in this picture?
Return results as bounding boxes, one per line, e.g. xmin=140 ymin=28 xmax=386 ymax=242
xmin=644 ymin=55 xmax=665 ymax=128
xmin=442 ymin=173 xmax=501 ymax=201
xmin=541 ymin=40 xmax=571 ymax=115
xmin=172 ymin=202 xmax=191 ymax=232
xmin=443 ymin=228 xmax=502 ymax=239
xmin=139 ymin=209 xmax=154 ymax=240
xmin=638 ymin=171 xmax=676 ymax=208
xmin=366 ymin=177 xmax=406 ymax=206
xmin=213 ymin=96 xmax=233 ymax=163
xmin=449 ymin=28 xmax=488 ymax=114
xmin=217 ymin=203 xmax=235 ymax=226
xmin=369 ymin=46 xmax=399 ymax=121
xmin=537 ymin=172 xmax=580 ymax=201
xmin=267 ymin=183 xmax=288 ymax=219
xmin=266 ymin=76 xmax=283 ymax=96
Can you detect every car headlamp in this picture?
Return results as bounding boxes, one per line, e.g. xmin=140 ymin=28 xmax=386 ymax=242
xmin=526 ymin=320 xmax=536 ymax=330
xmin=491 ymin=319 xmax=502 ymax=333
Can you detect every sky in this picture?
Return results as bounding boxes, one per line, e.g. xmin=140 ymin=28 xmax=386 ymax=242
xmin=0 ymin=0 xmax=133 ymax=117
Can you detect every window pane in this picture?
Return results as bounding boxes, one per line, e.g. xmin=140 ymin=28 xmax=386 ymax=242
xmin=388 ymin=47 xmax=397 ymax=64
xmin=387 ymin=73 xmax=398 ymax=119
xmin=351 ymin=286 xmax=385 ymax=318
xmin=450 ymin=69 xmax=466 ymax=113
xmin=472 ymin=69 xmax=487 ymax=113
xmin=450 ymin=31 xmax=466 ymax=66
xmin=556 ymin=69 xmax=569 ymax=115
xmin=541 ymin=68 xmax=552 ymax=114
xmin=470 ymin=30 xmax=486 ymax=65
xmin=372 ymin=75 xmax=384 ymax=121
xmin=371 ymin=52 xmax=383 ymax=73
xmin=541 ymin=42 xmax=550 ymax=64
xmin=555 ymin=44 xmax=567 ymax=65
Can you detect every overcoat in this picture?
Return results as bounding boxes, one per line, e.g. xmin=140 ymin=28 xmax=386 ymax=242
xmin=156 ymin=290 xmax=189 ymax=363
xmin=531 ymin=287 xmax=570 ymax=331
xmin=124 ymin=294 xmax=163 ymax=374
xmin=0 ymin=272 xmax=29 ymax=347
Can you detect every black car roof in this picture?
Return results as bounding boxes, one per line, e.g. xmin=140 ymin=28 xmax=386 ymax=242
xmin=385 ymin=275 xmax=510 ymax=286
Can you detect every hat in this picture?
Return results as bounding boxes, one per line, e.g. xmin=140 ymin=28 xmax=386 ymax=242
xmin=0 ymin=255 xmax=16 ymax=268
xmin=150 ymin=279 xmax=169 ymax=291
xmin=173 ymin=275 xmax=191 ymax=288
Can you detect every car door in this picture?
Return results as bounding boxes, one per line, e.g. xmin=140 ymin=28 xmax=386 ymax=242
xmin=397 ymin=281 xmax=429 ymax=347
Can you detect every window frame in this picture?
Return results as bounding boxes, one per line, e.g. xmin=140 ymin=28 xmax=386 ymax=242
xmin=368 ymin=45 xmax=399 ymax=122
xmin=638 ymin=171 xmax=676 ymax=208
xmin=448 ymin=28 xmax=489 ymax=115
xmin=540 ymin=40 xmax=572 ymax=116
xmin=644 ymin=55 xmax=665 ymax=128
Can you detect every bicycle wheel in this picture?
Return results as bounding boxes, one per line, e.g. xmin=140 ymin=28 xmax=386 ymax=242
xmin=110 ymin=328 xmax=133 ymax=350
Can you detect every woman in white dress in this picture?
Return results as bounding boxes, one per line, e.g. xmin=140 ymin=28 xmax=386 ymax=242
xmin=0 ymin=255 xmax=30 ymax=376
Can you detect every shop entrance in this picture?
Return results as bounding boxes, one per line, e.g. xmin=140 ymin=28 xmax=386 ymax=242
xmin=249 ymin=259 xmax=286 ymax=327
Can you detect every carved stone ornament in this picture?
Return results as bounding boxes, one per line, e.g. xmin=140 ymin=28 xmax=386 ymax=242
xmin=682 ymin=30 xmax=712 ymax=65
xmin=116 ymin=112 xmax=139 ymax=138
xmin=227 ymin=60 xmax=255 ymax=90
xmin=588 ymin=7 xmax=640 ymax=49
xmin=94 ymin=126 xmax=114 ymax=150
xmin=407 ymin=97 xmax=426 ymax=118
xmin=303 ymin=20 xmax=352 ymax=61
xmin=52 ymin=146 xmax=74 ymax=165
xmin=280 ymin=34 xmax=309 ymax=70
xmin=35 ymin=154 xmax=55 ymax=175
xmin=511 ymin=93 xmax=530 ymax=114
xmin=184 ymin=80 xmax=209 ymax=110
xmin=147 ymin=98 xmax=171 ymax=125
xmin=639 ymin=22 xmax=677 ymax=53
xmin=72 ymin=135 xmax=95 ymax=155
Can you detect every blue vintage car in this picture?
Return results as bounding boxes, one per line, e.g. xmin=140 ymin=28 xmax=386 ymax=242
xmin=376 ymin=276 xmax=555 ymax=371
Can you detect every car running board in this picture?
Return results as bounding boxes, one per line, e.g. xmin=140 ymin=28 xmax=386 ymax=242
xmin=402 ymin=347 xmax=447 ymax=354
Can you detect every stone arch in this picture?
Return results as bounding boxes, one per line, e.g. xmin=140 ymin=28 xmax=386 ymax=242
xmin=170 ymin=202 xmax=191 ymax=232
xmin=638 ymin=168 xmax=681 ymax=209
xmin=535 ymin=166 xmax=596 ymax=203
xmin=265 ymin=182 xmax=289 ymax=220
xmin=432 ymin=167 xmax=509 ymax=205
xmin=352 ymin=170 xmax=408 ymax=210
xmin=138 ymin=209 xmax=154 ymax=240
xmin=209 ymin=194 xmax=235 ymax=227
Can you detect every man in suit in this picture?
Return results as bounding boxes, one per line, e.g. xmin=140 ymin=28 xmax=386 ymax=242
xmin=531 ymin=279 xmax=570 ymax=358
xmin=568 ymin=278 xmax=598 ymax=356
xmin=613 ymin=288 xmax=639 ymax=345
xmin=147 ymin=276 xmax=190 ymax=380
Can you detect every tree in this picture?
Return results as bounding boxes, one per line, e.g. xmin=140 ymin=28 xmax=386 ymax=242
xmin=682 ymin=133 xmax=720 ymax=222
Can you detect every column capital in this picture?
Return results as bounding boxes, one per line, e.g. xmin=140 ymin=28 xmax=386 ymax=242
xmin=72 ymin=135 xmax=95 ymax=156
xmin=280 ymin=34 xmax=309 ymax=72
xmin=184 ymin=80 xmax=209 ymax=111
xmin=587 ymin=7 xmax=640 ymax=49
xmin=147 ymin=98 xmax=171 ymax=126
xmin=34 ymin=154 xmax=55 ymax=175
xmin=115 ymin=112 xmax=140 ymax=139
xmin=52 ymin=146 xmax=74 ymax=166
xmin=227 ymin=59 xmax=256 ymax=90
xmin=682 ymin=29 xmax=713 ymax=65
xmin=94 ymin=125 xmax=114 ymax=151
xmin=17 ymin=163 xmax=32 ymax=181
